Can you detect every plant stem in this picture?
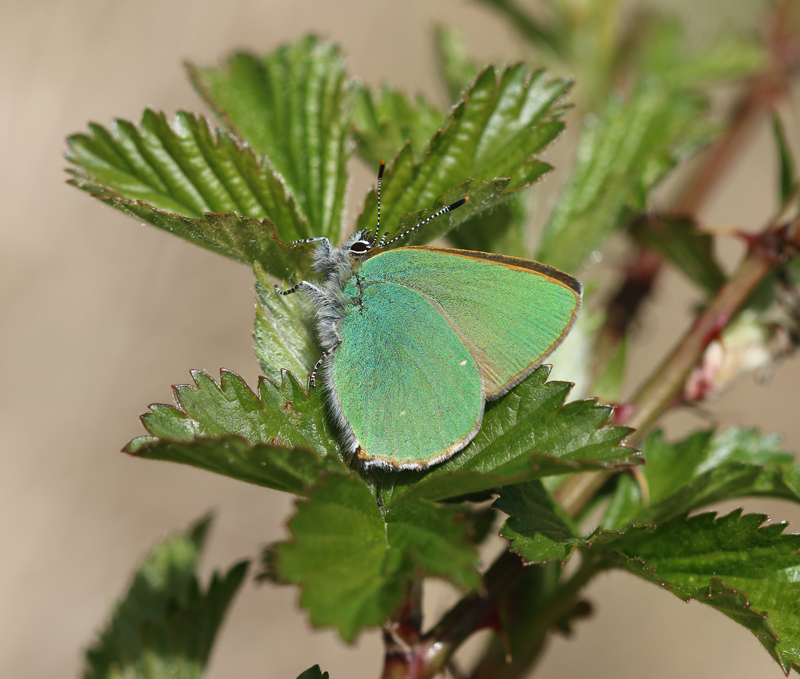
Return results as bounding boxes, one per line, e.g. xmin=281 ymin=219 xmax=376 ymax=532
xmin=593 ymin=0 xmax=799 ymax=383
xmin=559 ymin=203 xmax=800 ymax=520
xmin=561 ymin=3 xmax=800 ymax=519
xmin=469 ymin=557 xmax=602 ymax=679
xmin=625 ymin=207 xmax=800 ymax=441
xmin=380 ymin=551 xmax=527 ymax=679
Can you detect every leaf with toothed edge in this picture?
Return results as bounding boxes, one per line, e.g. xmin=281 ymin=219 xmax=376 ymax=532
xmin=433 ymin=25 xmax=483 ymax=104
xmin=602 ymin=427 xmax=800 ymax=530
xmin=595 ymin=511 xmax=800 ymax=675
xmin=536 ymin=80 xmax=712 ymax=274
xmin=65 ymin=110 xmax=315 ymax=281
xmin=353 ymin=64 xmax=570 ymax=248
xmin=187 ymin=36 xmax=352 ymax=242
xmin=83 ymin=514 xmax=249 ymax=679
xmin=126 ymin=435 xmax=348 ymax=496
xmin=124 ymin=369 xmax=349 ymax=494
xmin=494 ymin=481 xmax=583 ymax=564
xmin=497 ymin=495 xmax=800 ymax=673
xmin=296 ymin=666 xmax=329 ymax=679
xmin=379 ymin=365 xmax=639 ymax=508
xmin=273 ymin=472 xmax=481 ymax=642
xmin=351 ymin=82 xmax=444 ymax=169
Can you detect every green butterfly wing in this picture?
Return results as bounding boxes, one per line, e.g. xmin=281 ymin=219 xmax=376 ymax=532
xmin=358 ymin=247 xmax=582 ymax=398
xmin=329 ymin=281 xmax=484 ymax=469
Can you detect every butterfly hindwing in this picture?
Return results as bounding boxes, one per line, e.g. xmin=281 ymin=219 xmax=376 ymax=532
xmin=357 ymin=247 xmax=582 ymax=398
xmin=328 ymin=280 xmax=485 ymax=469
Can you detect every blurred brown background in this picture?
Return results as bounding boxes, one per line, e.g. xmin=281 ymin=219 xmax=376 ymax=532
xmin=2 ymin=0 xmax=799 ymax=677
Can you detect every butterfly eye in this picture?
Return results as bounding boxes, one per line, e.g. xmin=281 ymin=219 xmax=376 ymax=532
xmin=349 ymin=240 xmax=372 ymax=255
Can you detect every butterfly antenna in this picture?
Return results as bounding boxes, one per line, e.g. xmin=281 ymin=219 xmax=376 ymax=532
xmin=371 ymin=160 xmax=386 ymax=247
xmin=384 ymin=196 xmax=469 ymax=247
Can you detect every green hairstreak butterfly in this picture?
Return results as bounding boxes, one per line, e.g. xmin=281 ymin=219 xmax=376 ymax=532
xmin=278 ymin=162 xmax=582 ymax=470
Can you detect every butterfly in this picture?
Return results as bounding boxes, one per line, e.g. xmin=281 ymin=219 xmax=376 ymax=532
xmin=277 ymin=162 xmax=582 ymax=470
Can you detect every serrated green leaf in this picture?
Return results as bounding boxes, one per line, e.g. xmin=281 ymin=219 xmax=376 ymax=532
xmin=351 ymin=83 xmax=444 ymax=169
xmin=772 ymin=111 xmax=796 ymax=206
xmin=382 ymin=366 xmax=639 ymax=507
xmin=629 ymin=214 xmax=726 ymax=293
xmin=83 ymin=515 xmax=248 ymax=679
xmin=475 ymin=0 xmax=564 ymax=58
xmin=598 ymin=511 xmax=800 ymax=675
xmin=66 ymin=111 xmax=315 ymax=280
xmin=275 ymin=473 xmax=480 ymax=641
xmin=536 ymin=81 xmax=711 ymax=273
xmin=124 ymin=370 xmax=346 ymax=492
xmin=495 ymin=481 xmax=582 ymax=564
xmin=296 ymin=666 xmax=329 ymax=679
xmin=641 ymin=19 xmax=767 ymax=89
xmin=188 ymin=36 xmax=351 ymax=241
xmin=354 ymin=65 xmax=569 ymax=247
xmin=253 ymin=261 xmax=318 ymax=384
xmin=602 ymin=427 xmax=800 ymax=529
xmin=447 ymin=196 xmax=529 ymax=257
xmin=127 ymin=435 xmax=347 ymax=496
xmin=433 ymin=25 xmax=482 ymax=103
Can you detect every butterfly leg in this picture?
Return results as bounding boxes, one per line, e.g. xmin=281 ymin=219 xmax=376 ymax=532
xmin=273 ymin=280 xmax=325 ymax=296
xmin=310 ymin=341 xmax=340 ymax=387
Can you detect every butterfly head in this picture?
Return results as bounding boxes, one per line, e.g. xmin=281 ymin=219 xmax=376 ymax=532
xmin=344 ymin=228 xmax=381 ymax=257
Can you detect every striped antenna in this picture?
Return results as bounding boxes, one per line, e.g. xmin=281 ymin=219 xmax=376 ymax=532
xmin=384 ymin=196 xmax=469 ymax=247
xmin=371 ymin=160 xmax=386 ymax=247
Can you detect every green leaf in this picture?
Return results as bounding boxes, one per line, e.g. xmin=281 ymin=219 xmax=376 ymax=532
xmin=598 ymin=511 xmax=800 ymax=675
xmin=83 ymin=515 xmax=248 ymax=679
xmin=354 ymin=65 xmax=570 ymax=247
xmin=630 ymin=214 xmax=726 ymax=293
xmin=433 ymin=25 xmax=482 ymax=103
xmin=66 ymin=110 xmax=312 ymax=281
xmin=127 ymin=435 xmax=346 ymax=496
xmin=495 ymin=481 xmax=582 ymax=564
xmin=641 ymin=19 xmax=768 ymax=89
xmin=772 ymin=111 xmax=796 ymax=206
xmin=602 ymin=427 xmax=800 ymax=529
xmin=188 ymin=36 xmax=352 ymax=241
xmin=351 ymin=83 xmax=444 ymax=169
xmin=536 ymin=80 xmax=711 ymax=273
xmin=297 ymin=666 xmax=329 ymax=679
xmin=125 ymin=370 xmax=346 ymax=493
xmin=383 ymin=366 xmax=639 ymax=507
xmin=475 ymin=0 xmax=564 ymax=58
xmin=447 ymin=196 xmax=529 ymax=258
xmin=275 ymin=473 xmax=481 ymax=641
xmin=589 ymin=335 xmax=627 ymax=402
xmin=253 ymin=261 xmax=319 ymax=384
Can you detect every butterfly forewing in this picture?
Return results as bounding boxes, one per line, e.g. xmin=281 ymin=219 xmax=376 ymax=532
xmin=357 ymin=247 xmax=582 ymax=398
